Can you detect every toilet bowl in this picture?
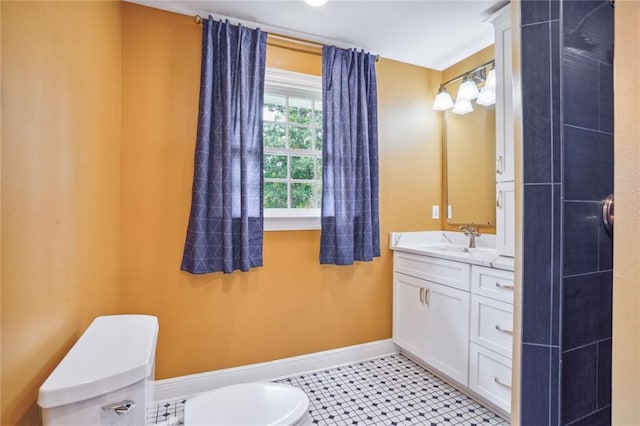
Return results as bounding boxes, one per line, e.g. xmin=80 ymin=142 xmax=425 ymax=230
xmin=184 ymin=382 xmax=311 ymax=426
xmin=38 ymin=315 xmax=311 ymax=426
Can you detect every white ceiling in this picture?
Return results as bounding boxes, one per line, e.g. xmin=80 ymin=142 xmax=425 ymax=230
xmin=127 ymin=0 xmax=505 ymax=71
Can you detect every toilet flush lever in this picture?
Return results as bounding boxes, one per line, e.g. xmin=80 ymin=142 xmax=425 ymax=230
xmin=101 ymin=400 xmax=136 ymax=416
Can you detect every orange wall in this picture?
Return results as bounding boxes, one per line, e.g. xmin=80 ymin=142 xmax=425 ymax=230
xmin=439 ymin=45 xmax=496 ymax=233
xmin=120 ymin=3 xmax=443 ymax=379
xmin=1 ymin=1 xmax=122 ymax=424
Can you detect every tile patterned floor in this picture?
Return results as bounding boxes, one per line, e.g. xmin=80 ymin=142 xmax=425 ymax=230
xmin=147 ymin=353 xmax=510 ymax=425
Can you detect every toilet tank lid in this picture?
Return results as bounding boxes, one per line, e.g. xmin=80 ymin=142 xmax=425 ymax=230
xmin=38 ymin=315 xmax=159 ymax=409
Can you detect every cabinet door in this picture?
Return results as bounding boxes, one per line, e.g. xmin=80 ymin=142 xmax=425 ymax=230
xmin=423 ymin=281 xmax=470 ymax=386
xmin=493 ymin=5 xmax=514 ymax=183
xmin=496 ymin=181 xmax=515 ymax=257
xmin=393 ymin=272 xmax=428 ymax=360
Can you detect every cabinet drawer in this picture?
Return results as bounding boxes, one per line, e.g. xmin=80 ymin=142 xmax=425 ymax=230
xmin=471 ymin=265 xmax=514 ymax=303
xmin=394 ymin=252 xmax=470 ymax=291
xmin=470 ymin=295 xmax=513 ymax=358
xmin=469 ymin=343 xmax=512 ymax=413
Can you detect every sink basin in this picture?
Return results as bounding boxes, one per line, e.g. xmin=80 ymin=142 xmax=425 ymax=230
xmin=428 ymin=244 xmax=470 ymax=252
xmin=411 ymin=244 xmax=495 ymax=255
xmin=413 ymin=244 xmax=470 ymax=252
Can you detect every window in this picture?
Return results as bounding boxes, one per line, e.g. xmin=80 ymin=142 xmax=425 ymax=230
xmin=263 ymin=68 xmax=322 ymax=231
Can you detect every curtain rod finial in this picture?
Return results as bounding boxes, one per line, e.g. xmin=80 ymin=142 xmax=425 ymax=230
xmin=195 ymin=15 xmax=203 ymax=25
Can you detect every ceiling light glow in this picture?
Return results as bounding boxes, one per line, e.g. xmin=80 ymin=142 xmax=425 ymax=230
xmin=305 ymin=0 xmax=328 ymax=6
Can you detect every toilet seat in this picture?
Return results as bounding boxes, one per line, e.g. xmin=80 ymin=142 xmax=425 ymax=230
xmin=184 ymin=382 xmax=310 ymax=426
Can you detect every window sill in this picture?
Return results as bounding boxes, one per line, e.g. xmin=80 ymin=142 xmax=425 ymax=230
xmin=264 ymin=210 xmax=321 ymax=231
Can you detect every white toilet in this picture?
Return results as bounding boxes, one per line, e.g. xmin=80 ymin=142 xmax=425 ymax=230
xmin=184 ymin=382 xmax=311 ymax=426
xmin=38 ymin=315 xmax=311 ymax=426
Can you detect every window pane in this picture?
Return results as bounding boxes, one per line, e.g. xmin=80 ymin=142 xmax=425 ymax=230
xmin=313 ymin=183 xmax=322 ymax=208
xmin=291 ymin=156 xmax=314 ymax=180
xmin=289 ymin=97 xmax=313 ymax=124
xmin=264 ymin=154 xmax=287 ymax=178
xmin=315 ymin=127 xmax=323 ymax=151
xmin=314 ymin=100 xmax=322 ymax=126
xmin=264 ymin=95 xmax=286 ymax=122
xmin=315 ymin=157 xmax=323 ymax=181
xmin=289 ymin=126 xmax=312 ymax=150
xmin=291 ymin=183 xmax=314 ymax=208
xmin=264 ymin=182 xmax=288 ymax=208
xmin=264 ymin=123 xmax=286 ymax=148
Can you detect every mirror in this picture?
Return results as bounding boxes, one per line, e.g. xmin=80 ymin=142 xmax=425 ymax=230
xmin=443 ymin=52 xmax=496 ymax=227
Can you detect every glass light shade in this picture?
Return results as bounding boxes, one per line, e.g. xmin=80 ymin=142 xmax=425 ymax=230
xmin=476 ymin=86 xmax=496 ymax=106
xmin=485 ymin=68 xmax=496 ymax=89
xmin=452 ymin=99 xmax=473 ymax=115
xmin=305 ymin=0 xmax=327 ymax=6
xmin=457 ymin=77 xmax=479 ymax=100
xmin=432 ymin=87 xmax=454 ymax=110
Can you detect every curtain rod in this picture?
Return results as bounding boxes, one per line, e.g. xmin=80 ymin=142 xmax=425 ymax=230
xmin=442 ymin=59 xmax=495 ymax=87
xmin=194 ymin=15 xmax=380 ymax=62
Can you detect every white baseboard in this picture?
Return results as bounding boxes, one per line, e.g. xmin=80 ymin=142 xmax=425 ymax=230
xmin=153 ymin=339 xmax=398 ymax=402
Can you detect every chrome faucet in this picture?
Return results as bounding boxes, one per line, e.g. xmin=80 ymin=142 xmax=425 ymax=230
xmin=458 ymin=225 xmax=481 ymax=248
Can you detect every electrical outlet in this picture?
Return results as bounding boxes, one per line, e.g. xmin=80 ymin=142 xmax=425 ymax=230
xmin=432 ymin=205 xmax=440 ymax=219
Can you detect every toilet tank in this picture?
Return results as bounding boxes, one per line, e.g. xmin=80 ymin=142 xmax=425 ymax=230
xmin=38 ymin=315 xmax=159 ymax=426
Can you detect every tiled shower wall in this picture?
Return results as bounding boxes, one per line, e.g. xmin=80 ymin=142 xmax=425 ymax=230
xmin=520 ymin=1 xmax=614 ymax=425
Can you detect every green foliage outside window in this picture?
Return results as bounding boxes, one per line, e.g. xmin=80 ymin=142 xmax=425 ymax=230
xmin=264 ymin=182 xmax=287 ymax=208
xmin=263 ymin=92 xmax=322 ymax=210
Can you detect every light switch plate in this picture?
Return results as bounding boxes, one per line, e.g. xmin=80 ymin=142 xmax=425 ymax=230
xmin=432 ymin=205 xmax=440 ymax=219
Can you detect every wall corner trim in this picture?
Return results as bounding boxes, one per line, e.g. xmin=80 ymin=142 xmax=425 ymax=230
xmin=153 ymin=339 xmax=398 ymax=402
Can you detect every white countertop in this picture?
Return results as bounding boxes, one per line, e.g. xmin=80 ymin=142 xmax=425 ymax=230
xmin=390 ymin=231 xmax=515 ymax=272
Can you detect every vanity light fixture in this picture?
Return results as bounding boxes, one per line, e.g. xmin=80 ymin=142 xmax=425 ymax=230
xmin=476 ymin=67 xmax=496 ymax=106
xmin=432 ymin=59 xmax=495 ymax=114
xmin=457 ymin=74 xmax=480 ymax=101
xmin=432 ymin=85 xmax=454 ymax=110
xmin=305 ymin=0 xmax=328 ymax=6
xmin=452 ymin=98 xmax=473 ymax=115
xmin=484 ymin=67 xmax=496 ymax=88
xmin=476 ymin=87 xmax=496 ymax=106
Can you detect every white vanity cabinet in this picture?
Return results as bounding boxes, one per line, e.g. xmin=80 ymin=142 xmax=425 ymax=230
xmin=491 ymin=4 xmax=515 ymax=258
xmin=493 ymin=4 xmax=514 ymax=184
xmin=468 ymin=265 xmax=514 ymax=413
xmin=391 ymin=238 xmax=514 ymax=417
xmin=393 ymin=253 xmax=470 ymax=386
xmin=496 ymin=181 xmax=515 ymax=257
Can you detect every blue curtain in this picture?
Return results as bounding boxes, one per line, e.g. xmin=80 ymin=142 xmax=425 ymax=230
xmin=181 ymin=17 xmax=267 ymax=274
xmin=320 ymin=46 xmax=380 ymax=265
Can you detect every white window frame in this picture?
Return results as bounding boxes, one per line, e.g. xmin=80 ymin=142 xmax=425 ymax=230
xmin=263 ymin=68 xmax=323 ymax=231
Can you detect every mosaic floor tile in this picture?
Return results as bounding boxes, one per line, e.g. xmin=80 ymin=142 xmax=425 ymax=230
xmin=147 ymin=353 xmax=510 ymax=425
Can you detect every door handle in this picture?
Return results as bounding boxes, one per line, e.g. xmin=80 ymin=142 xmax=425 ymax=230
xmin=496 ymin=156 xmax=503 ymax=174
xmin=496 ymin=190 xmax=503 ymax=208
xmin=425 ymin=289 xmax=430 ymax=305
xmin=602 ymin=193 xmax=614 ymax=233
xmin=419 ymin=288 xmax=424 ymax=304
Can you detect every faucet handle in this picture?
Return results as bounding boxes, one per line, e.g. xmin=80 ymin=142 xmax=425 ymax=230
xmin=458 ymin=225 xmax=481 ymax=237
